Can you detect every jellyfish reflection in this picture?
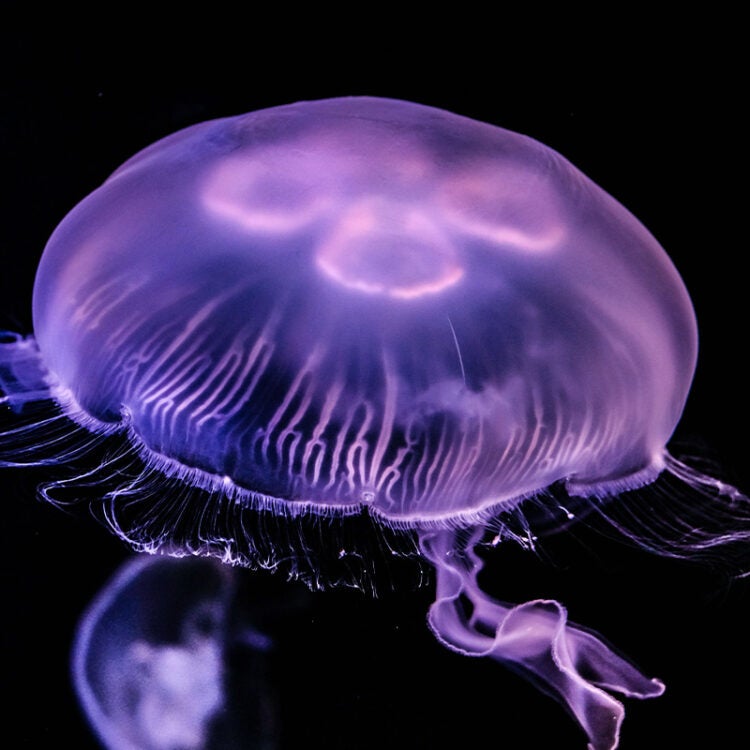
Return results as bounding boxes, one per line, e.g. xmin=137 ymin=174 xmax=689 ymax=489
xmin=72 ymin=555 xmax=278 ymax=750
xmin=2 ymin=97 xmax=749 ymax=750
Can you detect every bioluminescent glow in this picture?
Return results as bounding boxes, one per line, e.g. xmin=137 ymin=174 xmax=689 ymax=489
xmin=72 ymin=555 xmax=277 ymax=750
xmin=2 ymin=97 xmax=748 ymax=750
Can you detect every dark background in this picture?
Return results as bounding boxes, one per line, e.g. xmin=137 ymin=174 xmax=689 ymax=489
xmin=2 ymin=14 xmax=747 ymax=750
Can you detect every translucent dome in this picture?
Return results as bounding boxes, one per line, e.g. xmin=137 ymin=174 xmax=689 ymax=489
xmin=31 ymin=97 xmax=696 ymax=522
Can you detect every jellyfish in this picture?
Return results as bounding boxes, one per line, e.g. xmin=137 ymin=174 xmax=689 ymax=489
xmin=72 ymin=554 xmax=278 ymax=750
xmin=1 ymin=97 xmax=748 ymax=750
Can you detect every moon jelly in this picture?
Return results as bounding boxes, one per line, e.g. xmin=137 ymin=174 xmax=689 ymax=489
xmin=73 ymin=555 xmax=278 ymax=750
xmin=1 ymin=97 xmax=748 ymax=750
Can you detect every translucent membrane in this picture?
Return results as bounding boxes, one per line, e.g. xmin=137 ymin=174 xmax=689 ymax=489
xmin=2 ymin=98 xmax=746 ymax=749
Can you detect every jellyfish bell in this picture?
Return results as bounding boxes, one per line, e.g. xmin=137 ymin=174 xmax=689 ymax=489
xmin=72 ymin=555 xmax=278 ymax=750
xmin=8 ymin=97 xmax=697 ymax=518
xmin=1 ymin=97 xmax=747 ymax=750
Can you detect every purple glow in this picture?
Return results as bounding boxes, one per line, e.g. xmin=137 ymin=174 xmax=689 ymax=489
xmin=421 ymin=529 xmax=664 ymax=750
xmin=24 ymin=98 xmax=698 ymax=519
xmin=1 ymin=98 xmax=747 ymax=750
xmin=72 ymin=555 xmax=276 ymax=750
